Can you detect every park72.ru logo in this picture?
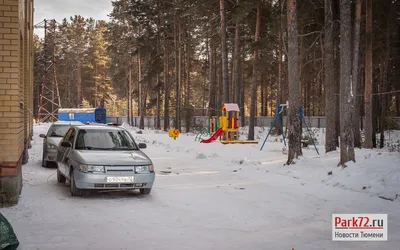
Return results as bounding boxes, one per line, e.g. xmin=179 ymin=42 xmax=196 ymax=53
xmin=332 ymin=214 xmax=388 ymax=241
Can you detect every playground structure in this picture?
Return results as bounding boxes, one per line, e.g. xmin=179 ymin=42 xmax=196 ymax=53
xmin=168 ymin=128 xmax=180 ymax=139
xmin=200 ymin=103 xmax=258 ymax=144
xmin=260 ymin=102 xmax=319 ymax=155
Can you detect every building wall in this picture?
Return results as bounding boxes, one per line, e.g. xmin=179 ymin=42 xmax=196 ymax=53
xmin=0 ymin=0 xmax=34 ymax=207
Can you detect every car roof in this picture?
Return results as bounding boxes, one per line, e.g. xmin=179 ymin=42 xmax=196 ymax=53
xmin=51 ymin=121 xmax=84 ymax=125
xmin=74 ymin=125 xmax=124 ymax=131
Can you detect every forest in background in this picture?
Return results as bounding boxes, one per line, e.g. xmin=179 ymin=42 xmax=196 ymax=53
xmin=33 ymin=0 xmax=400 ymax=164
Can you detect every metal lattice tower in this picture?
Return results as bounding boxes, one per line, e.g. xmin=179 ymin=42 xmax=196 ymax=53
xmin=34 ymin=19 xmax=61 ymax=122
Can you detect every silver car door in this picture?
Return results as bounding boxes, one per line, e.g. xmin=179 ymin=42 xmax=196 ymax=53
xmin=57 ymin=128 xmax=71 ymax=173
xmin=61 ymin=129 xmax=76 ymax=176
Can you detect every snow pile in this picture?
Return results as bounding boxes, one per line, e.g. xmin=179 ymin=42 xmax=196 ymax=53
xmin=280 ymin=150 xmax=400 ymax=202
xmin=322 ymin=153 xmax=400 ymax=201
xmin=134 ymin=136 xmax=149 ymax=144
xmin=120 ymin=123 xmax=169 ymax=135
xmin=232 ymin=157 xmax=262 ymax=166
xmin=120 ymin=122 xmax=137 ymax=133
xmin=208 ymin=153 xmax=220 ymax=158
xmin=378 ymin=130 xmax=400 ymax=152
xmin=196 ymin=153 xmax=207 ymax=159
xmin=112 ymin=122 xmax=400 ymax=201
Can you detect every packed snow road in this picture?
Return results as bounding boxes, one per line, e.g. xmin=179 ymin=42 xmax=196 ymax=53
xmin=1 ymin=123 xmax=399 ymax=249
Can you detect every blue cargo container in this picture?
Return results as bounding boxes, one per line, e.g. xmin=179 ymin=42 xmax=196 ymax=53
xmin=58 ymin=108 xmax=107 ymax=124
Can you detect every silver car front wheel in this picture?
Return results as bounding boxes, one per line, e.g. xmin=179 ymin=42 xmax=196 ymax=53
xmin=139 ymin=188 xmax=151 ymax=195
xmin=70 ymin=170 xmax=82 ymax=196
xmin=57 ymin=168 xmax=66 ymax=183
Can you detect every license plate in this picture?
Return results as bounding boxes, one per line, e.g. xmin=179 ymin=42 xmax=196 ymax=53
xmin=106 ymin=176 xmax=134 ymax=183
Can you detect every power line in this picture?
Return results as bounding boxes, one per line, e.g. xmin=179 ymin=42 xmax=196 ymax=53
xmin=333 ymin=89 xmax=400 ymax=96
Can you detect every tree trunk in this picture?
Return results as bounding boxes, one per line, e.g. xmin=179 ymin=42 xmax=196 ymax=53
xmin=185 ymin=30 xmax=191 ymax=133
xmin=203 ymin=37 xmax=209 ymax=116
xmin=264 ymin=74 xmax=269 ymax=116
xmin=333 ymin=0 xmax=340 ymax=148
xmin=138 ymin=53 xmax=144 ymax=129
xmin=177 ymin=22 xmax=182 ymax=130
xmin=339 ymin=0 xmax=355 ymax=166
xmin=156 ymin=72 xmax=161 ymax=130
xmin=364 ymin=0 xmax=373 ymax=148
xmin=129 ymin=66 xmax=133 ymax=126
xmin=396 ymin=94 xmax=400 ymax=116
xmin=219 ymin=0 xmax=229 ymax=104
xmin=174 ymin=21 xmax=181 ymax=129
xmin=76 ymin=61 xmax=82 ymax=107
xmin=352 ymin=0 xmax=362 ymax=148
xmin=248 ymin=3 xmax=261 ymax=140
xmin=325 ymin=0 xmax=337 ymax=152
xmin=163 ymin=40 xmax=170 ymax=131
xmin=240 ymin=50 xmax=245 ymax=126
xmin=66 ymin=66 xmax=71 ymax=107
xmin=261 ymin=73 xmax=265 ymax=116
xmin=276 ymin=0 xmax=284 ymax=135
xmin=319 ymin=35 xmax=324 ymax=116
xmin=233 ymin=0 xmax=241 ymax=104
xmin=372 ymin=82 xmax=377 ymax=148
xmin=379 ymin=65 xmax=386 ymax=148
xmin=155 ymin=32 xmax=161 ymax=130
xmin=94 ymin=65 xmax=98 ymax=107
xmin=229 ymin=42 xmax=234 ymax=103
xmin=286 ymin=0 xmax=302 ymax=164
xmin=379 ymin=0 xmax=394 ymax=148
xmin=127 ymin=69 xmax=131 ymax=126
xmin=208 ymin=18 xmax=217 ymax=117
xmin=217 ymin=56 xmax=223 ymax=110
xmin=359 ymin=62 xmax=365 ymax=130
xmin=130 ymin=61 xmax=134 ymax=125
xmin=141 ymin=80 xmax=148 ymax=129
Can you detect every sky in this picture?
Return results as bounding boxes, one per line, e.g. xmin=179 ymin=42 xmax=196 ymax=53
xmin=34 ymin=0 xmax=113 ymax=36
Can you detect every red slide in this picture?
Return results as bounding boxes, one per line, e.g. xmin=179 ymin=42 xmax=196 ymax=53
xmin=200 ymin=128 xmax=224 ymax=143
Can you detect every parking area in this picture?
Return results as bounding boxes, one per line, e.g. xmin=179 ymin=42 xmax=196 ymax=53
xmin=1 ymin=123 xmax=399 ymax=250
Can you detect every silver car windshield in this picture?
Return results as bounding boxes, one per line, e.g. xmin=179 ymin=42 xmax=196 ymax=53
xmin=75 ymin=129 xmax=138 ymax=150
xmin=47 ymin=125 xmax=72 ymax=137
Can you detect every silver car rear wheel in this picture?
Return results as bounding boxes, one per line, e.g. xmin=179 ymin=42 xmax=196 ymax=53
xmin=41 ymin=153 xmax=48 ymax=168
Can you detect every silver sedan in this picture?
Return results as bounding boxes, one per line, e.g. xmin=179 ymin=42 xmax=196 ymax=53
xmin=40 ymin=121 xmax=83 ymax=167
xmin=56 ymin=125 xmax=155 ymax=196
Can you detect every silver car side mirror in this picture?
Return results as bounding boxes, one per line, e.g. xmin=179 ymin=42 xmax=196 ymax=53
xmin=60 ymin=141 xmax=72 ymax=148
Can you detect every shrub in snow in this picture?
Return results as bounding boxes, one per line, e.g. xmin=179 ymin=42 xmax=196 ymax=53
xmin=196 ymin=153 xmax=207 ymax=159
xmin=232 ymin=157 xmax=261 ymax=166
xmin=387 ymin=141 xmax=400 ymax=152
xmin=209 ymin=153 xmax=219 ymax=158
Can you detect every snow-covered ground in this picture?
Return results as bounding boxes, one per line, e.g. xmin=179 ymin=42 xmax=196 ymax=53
xmin=1 ymin=123 xmax=399 ymax=249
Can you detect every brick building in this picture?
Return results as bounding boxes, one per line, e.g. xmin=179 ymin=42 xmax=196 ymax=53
xmin=0 ymin=0 xmax=34 ymax=207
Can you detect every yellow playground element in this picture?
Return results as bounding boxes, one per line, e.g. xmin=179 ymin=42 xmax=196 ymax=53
xmin=168 ymin=128 xmax=180 ymax=139
xmin=220 ymin=103 xmax=239 ymax=141
xmin=202 ymin=103 xmax=258 ymax=144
